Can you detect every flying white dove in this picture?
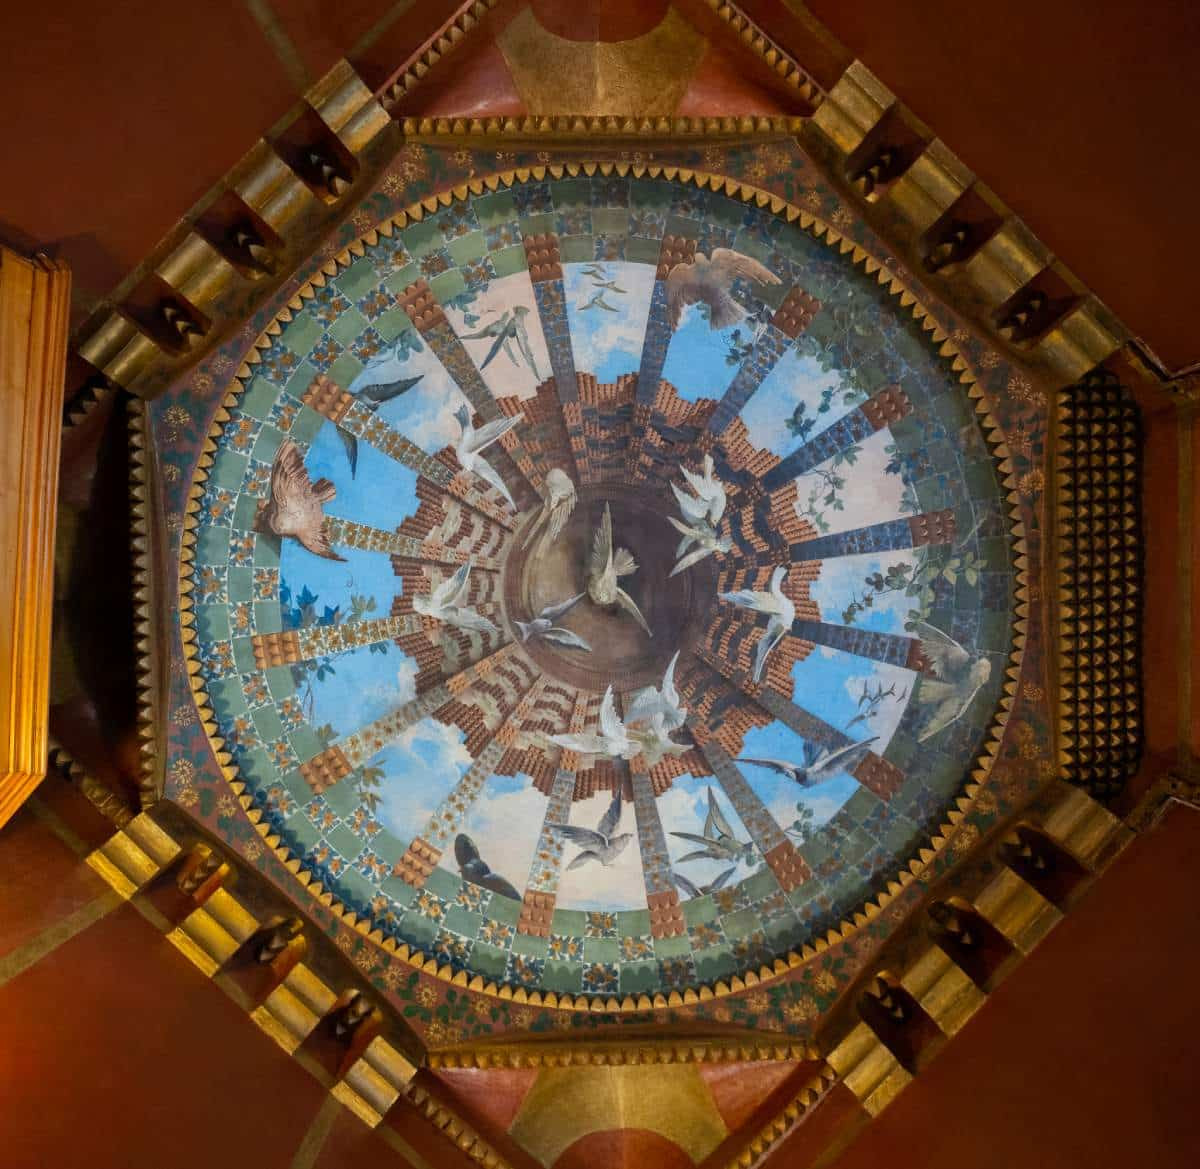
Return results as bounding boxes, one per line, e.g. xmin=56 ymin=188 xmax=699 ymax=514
xmin=587 ymin=502 xmax=651 ymax=636
xmin=412 ymin=562 xmax=498 ymax=634
xmin=453 ymin=404 xmax=524 ymax=509
xmin=548 ymin=792 xmax=632 ymax=871
xmin=672 ymin=454 xmax=727 ymax=527
xmin=514 ymin=593 xmax=591 ymax=652
xmin=548 ymin=685 xmax=688 ymax=767
xmin=521 ymin=467 xmax=577 ymax=552
xmin=719 ymin=565 xmax=795 ymax=683
xmin=738 ymin=735 xmax=879 ymax=788
xmin=911 ymin=620 xmax=992 ymax=742
xmin=668 ymin=516 xmax=732 ymax=576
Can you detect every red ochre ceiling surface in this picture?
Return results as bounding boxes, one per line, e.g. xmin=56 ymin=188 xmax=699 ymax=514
xmin=0 ymin=1 xmax=1196 ymax=368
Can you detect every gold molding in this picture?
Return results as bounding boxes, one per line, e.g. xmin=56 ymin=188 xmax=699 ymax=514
xmin=82 ymin=811 xmax=419 ymax=1126
xmin=805 ymin=60 xmax=1129 ymax=390
xmin=397 ymin=115 xmax=807 ymax=145
xmin=176 ymin=160 xmax=1032 ymax=1013
xmin=0 ymin=248 xmax=71 ymax=828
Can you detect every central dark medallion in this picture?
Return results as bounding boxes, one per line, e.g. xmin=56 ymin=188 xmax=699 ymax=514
xmin=506 ymin=482 xmax=717 ymax=691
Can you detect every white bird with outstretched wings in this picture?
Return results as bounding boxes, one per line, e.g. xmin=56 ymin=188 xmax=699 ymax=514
xmin=453 ymin=404 xmax=524 ymax=509
xmin=665 ymin=248 xmax=782 ymax=330
xmin=672 ymin=454 xmax=727 ymax=527
xmin=626 ymin=651 xmax=687 ymax=733
xmin=521 ymin=467 xmax=577 ymax=553
xmin=719 ymin=565 xmax=795 ymax=682
xmin=412 ymin=562 xmax=498 ymax=634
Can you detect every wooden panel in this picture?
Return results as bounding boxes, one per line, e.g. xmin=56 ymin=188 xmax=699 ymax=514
xmin=0 ymin=248 xmax=70 ymax=827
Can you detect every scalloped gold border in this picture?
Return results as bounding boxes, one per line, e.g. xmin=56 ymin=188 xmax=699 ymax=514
xmin=175 ymin=159 xmax=1032 ymax=1014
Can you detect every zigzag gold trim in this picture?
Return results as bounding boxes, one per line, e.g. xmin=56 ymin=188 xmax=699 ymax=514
xmin=382 ymin=0 xmax=501 ymax=110
xmin=399 ymin=115 xmax=807 ymax=142
xmin=723 ymin=1064 xmax=840 ymax=1169
xmin=428 ymin=1038 xmax=819 ymax=1069
xmin=127 ymin=396 xmax=163 ymax=808
xmin=178 ymin=161 xmax=1034 ymax=1014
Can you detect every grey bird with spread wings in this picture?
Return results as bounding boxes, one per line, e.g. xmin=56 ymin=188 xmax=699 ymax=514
xmin=739 ymin=735 xmax=879 ymax=788
xmin=454 ymin=834 xmax=520 ymax=900
xmin=549 ymin=792 xmax=632 ymax=871
xmin=580 ymin=291 xmax=619 ymax=312
xmin=514 ymin=593 xmax=591 ymax=653
xmin=460 ymin=305 xmax=542 ymax=380
xmin=255 ymin=438 xmax=345 ymax=562
xmin=666 ymin=247 xmax=782 ymax=330
xmin=911 ymin=620 xmax=992 ymax=742
xmin=588 ymin=502 xmax=651 ymax=636
xmin=674 ymin=866 xmax=737 ymax=900
xmin=671 ymin=787 xmax=755 ymax=866
xmin=669 ymin=517 xmax=732 ymax=576
xmin=412 ymin=562 xmax=498 ymax=634
xmin=453 ymin=404 xmax=524 ymax=510
xmin=521 ymin=467 xmax=577 ymax=552
xmin=719 ymin=565 xmax=794 ymax=682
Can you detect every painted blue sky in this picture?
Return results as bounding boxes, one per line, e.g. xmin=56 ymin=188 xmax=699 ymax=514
xmin=809 ymin=549 xmax=916 ymax=634
xmin=659 ymin=771 xmax=763 ymax=895
xmin=562 ymin=260 xmax=656 ymax=383
xmin=661 ymin=308 xmax=742 ymax=403
xmin=742 ymin=348 xmax=851 ymax=457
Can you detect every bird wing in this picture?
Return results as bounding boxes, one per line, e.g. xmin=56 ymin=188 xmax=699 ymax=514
xmin=674 ymin=873 xmax=701 ymax=899
xmin=454 ymin=834 xmax=481 ymax=870
xmin=672 ymin=481 xmax=709 ymax=525
xmin=541 ymin=627 xmax=592 ymax=652
xmin=613 ymin=547 xmax=638 ymax=577
xmin=598 ymin=686 xmax=625 ymax=742
xmin=298 ymin=522 xmax=347 ymax=562
xmin=433 ymin=563 xmax=472 ymax=608
xmin=670 ymin=832 xmax=719 ymax=854
xmin=470 ymin=454 xmax=516 ymax=508
xmin=443 ymin=606 xmax=499 ymax=635
xmin=477 ymin=871 xmax=521 ymax=900
xmin=719 ymin=588 xmax=766 ymax=612
xmin=706 ymin=788 xmax=737 ymax=843
xmin=670 ymin=545 xmax=714 ymax=577
xmin=912 ymin=619 xmax=972 ymax=680
xmin=914 ymin=678 xmax=959 ymax=706
xmin=540 ymin=592 xmax=585 ymax=622
xmin=664 ymin=262 xmax=706 ymax=329
xmin=549 ymin=732 xmax=609 ymax=755
xmin=918 ymin=695 xmax=965 ymax=742
xmin=590 ymin=504 xmax=613 ymax=579
xmin=477 ymin=327 xmax=509 ymax=370
xmin=818 ymin=736 xmax=879 ymax=776
xmin=736 ymin=757 xmax=792 ymax=778
xmin=358 ymin=374 xmax=423 ymax=404
xmin=552 ymin=824 xmax=606 ymax=850
xmin=469 ymin=412 xmax=524 ymax=453
xmin=709 ymin=866 xmax=738 ymax=893
xmin=596 ymin=793 xmax=623 ymax=841
xmin=661 ymin=652 xmax=681 ymax=711
xmin=566 ymin=850 xmax=601 ymax=871
xmin=709 ymin=248 xmax=783 ymax=287
xmin=751 ymin=622 xmax=786 ymax=683
xmin=615 ymin=588 xmax=652 ymax=636
xmin=546 ymin=485 xmax=576 ymax=544
xmin=336 ymin=426 xmax=360 ymax=476
xmin=269 ymin=439 xmax=315 ymax=514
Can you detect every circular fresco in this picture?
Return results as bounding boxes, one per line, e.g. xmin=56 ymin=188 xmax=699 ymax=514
xmin=187 ymin=173 xmax=1013 ymax=998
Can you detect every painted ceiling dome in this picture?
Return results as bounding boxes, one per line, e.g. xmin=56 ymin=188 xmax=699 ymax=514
xmin=184 ymin=171 xmax=1012 ymax=999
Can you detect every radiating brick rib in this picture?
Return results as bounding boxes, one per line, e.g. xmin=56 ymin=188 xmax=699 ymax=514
xmin=518 ymin=766 xmax=577 ymax=936
xmin=399 ymin=279 xmax=541 ymax=504
xmin=250 ymin=615 xmax=421 ymax=669
xmin=694 ymin=735 xmax=810 ymax=891
xmin=760 ymin=384 xmax=912 ymax=494
xmin=706 ymin=285 xmax=821 ymax=437
xmin=790 ymin=618 xmax=924 ymax=670
xmin=524 ymin=233 xmax=591 ymax=483
xmin=299 ymin=642 xmax=519 ymax=784
xmin=323 ymin=514 xmax=503 ymax=569
xmin=301 ymin=375 xmax=452 ymax=486
xmin=788 ymin=509 xmax=958 ymax=561
xmin=627 ymin=766 xmax=685 ymax=937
